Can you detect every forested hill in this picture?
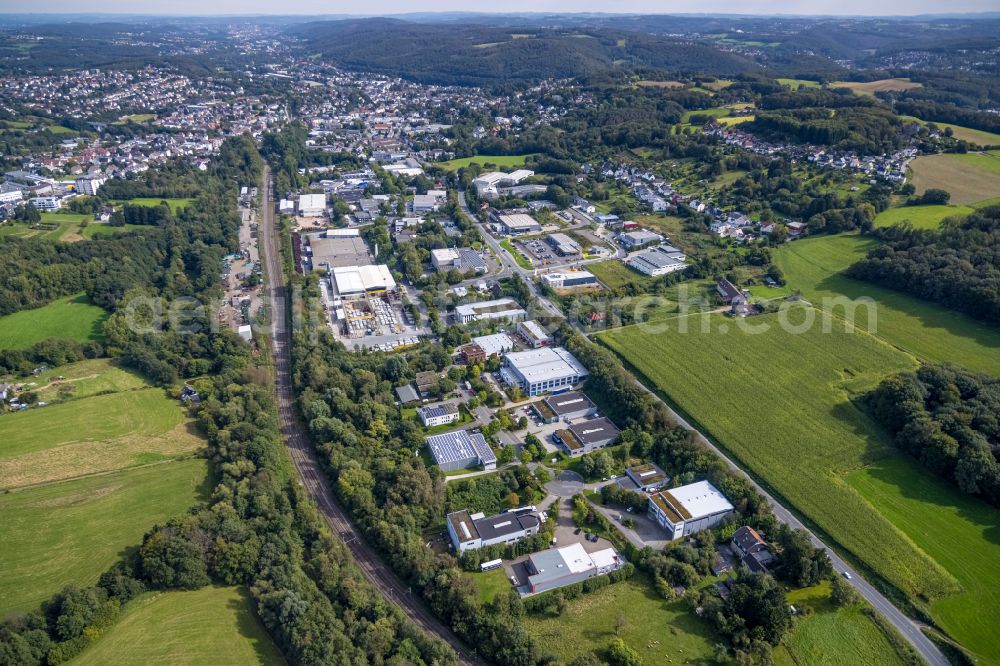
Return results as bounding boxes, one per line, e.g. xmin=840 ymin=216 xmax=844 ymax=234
xmin=293 ymin=19 xmax=758 ymax=86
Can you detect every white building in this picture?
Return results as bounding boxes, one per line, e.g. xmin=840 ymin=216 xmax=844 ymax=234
xmin=473 ymin=169 xmax=535 ymax=198
xmin=471 ymin=332 xmax=516 ymax=356
xmin=74 ymin=175 xmax=106 ymax=196
xmin=298 ymin=193 xmax=327 ymax=216
xmin=28 ymin=196 xmax=61 ymax=211
xmin=447 ymin=509 xmax=541 ymax=553
xmin=627 ymin=245 xmax=687 ymax=276
xmin=517 ymin=320 xmax=551 ymax=348
xmin=500 ymin=346 xmax=588 ymax=396
xmin=330 ymin=265 xmax=396 ymax=299
xmin=412 ymin=194 xmax=439 ymax=213
xmin=417 ymin=402 xmax=460 ymax=427
xmin=647 ymin=480 xmax=734 ymax=540
xmin=496 ymin=213 xmax=542 ymax=235
xmin=540 ymin=270 xmax=598 ymax=289
xmin=455 ymin=298 xmax=527 ymax=324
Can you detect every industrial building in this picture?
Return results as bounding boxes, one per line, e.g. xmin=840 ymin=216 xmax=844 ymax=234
xmin=531 ymin=390 xmax=597 ymax=424
xmin=540 ymin=270 xmax=598 ymax=289
xmin=426 ymin=429 xmax=497 ymax=472
xmin=447 ymin=509 xmax=541 ymax=553
xmin=627 ymin=244 xmax=687 ymax=276
xmin=547 ymin=232 xmax=581 ymax=256
xmin=473 ymin=170 xmax=534 ymax=198
xmin=471 ymin=332 xmax=515 ymax=357
xmin=330 ymin=265 xmax=396 ymax=299
xmin=431 ymin=247 xmax=487 ymax=273
xmin=619 ymin=229 xmax=664 ymax=250
xmin=525 ymin=543 xmax=624 ymax=594
xmin=516 ymin=320 xmax=551 ymax=348
xmin=553 ymin=417 xmax=620 ymax=455
xmin=624 ymin=463 xmax=670 ymax=492
xmin=647 ymin=480 xmax=734 ymax=540
xmin=455 ymin=298 xmax=527 ymax=324
xmin=496 ymin=213 xmax=542 ymax=235
xmin=500 ymin=346 xmax=588 ymax=396
xmin=417 ymin=402 xmax=460 ymax=427
xmin=308 ymin=235 xmax=372 ymax=270
xmin=297 ymin=193 xmax=327 ymax=216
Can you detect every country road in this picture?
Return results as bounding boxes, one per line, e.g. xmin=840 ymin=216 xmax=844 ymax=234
xmin=257 ymin=167 xmax=481 ymax=666
xmin=456 ymin=190 xmax=949 ymax=666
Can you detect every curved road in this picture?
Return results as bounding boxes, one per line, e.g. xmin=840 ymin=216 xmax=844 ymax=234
xmin=258 ymin=167 xmax=480 ymax=666
xmin=457 ymin=191 xmax=948 ymax=666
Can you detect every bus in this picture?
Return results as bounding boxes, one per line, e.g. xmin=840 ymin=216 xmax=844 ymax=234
xmin=480 ymin=558 xmax=503 ymax=572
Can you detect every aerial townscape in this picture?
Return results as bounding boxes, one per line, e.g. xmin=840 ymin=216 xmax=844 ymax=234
xmin=1 ymin=4 xmax=1000 ymax=666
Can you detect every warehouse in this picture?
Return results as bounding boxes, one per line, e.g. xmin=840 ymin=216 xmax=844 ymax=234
xmin=618 ymin=229 xmax=663 ymax=250
xmin=309 ymin=235 xmax=372 ymax=270
xmin=330 ymin=264 xmax=396 ymax=299
xmin=525 ymin=543 xmax=624 ymax=594
xmin=516 ymin=320 xmax=551 ymax=348
xmin=500 ymin=346 xmax=588 ymax=396
xmin=627 ymin=244 xmax=687 ymax=277
xmin=647 ymin=480 xmax=734 ymax=540
xmin=547 ymin=232 xmax=581 ymax=256
xmin=297 ymin=193 xmax=327 ymax=216
xmin=447 ymin=509 xmax=541 ymax=553
xmin=553 ymin=416 xmax=620 ymax=456
xmin=455 ymin=298 xmax=527 ymax=324
xmin=531 ymin=390 xmax=597 ymax=424
xmin=540 ymin=270 xmax=598 ymax=289
xmin=496 ymin=213 xmax=542 ymax=235
xmin=426 ymin=430 xmax=497 ymax=472
xmin=471 ymin=332 xmax=515 ymax=357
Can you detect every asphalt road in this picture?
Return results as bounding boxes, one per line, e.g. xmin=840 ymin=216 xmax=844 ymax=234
xmin=258 ymin=167 xmax=481 ymax=666
xmin=457 ymin=191 xmax=949 ymax=666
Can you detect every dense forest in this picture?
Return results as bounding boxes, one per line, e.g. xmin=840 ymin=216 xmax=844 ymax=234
xmin=867 ymin=364 xmax=1000 ymax=507
xmin=0 ymin=137 xmax=456 ymax=666
xmin=846 ymin=206 xmax=1000 ymax=323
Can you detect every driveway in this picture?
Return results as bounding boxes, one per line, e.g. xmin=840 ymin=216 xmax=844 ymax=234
xmin=545 ymin=469 xmax=584 ymax=497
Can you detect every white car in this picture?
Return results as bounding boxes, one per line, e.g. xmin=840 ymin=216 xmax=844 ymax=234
xmin=842 ymin=571 xmax=853 ymax=580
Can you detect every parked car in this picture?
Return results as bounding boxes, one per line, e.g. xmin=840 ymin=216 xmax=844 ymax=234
xmin=510 ymin=576 xmax=518 ymax=586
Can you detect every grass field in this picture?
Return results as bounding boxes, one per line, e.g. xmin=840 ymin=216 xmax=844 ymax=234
xmin=849 ymin=457 xmax=1000 ymax=664
xmin=500 ymin=238 xmax=534 ymax=269
xmin=777 ymin=582 xmax=905 ymax=666
xmin=777 ymin=78 xmax=820 ymax=90
xmin=909 ymin=153 xmax=1000 ymax=205
xmin=72 ymin=586 xmax=284 ymax=666
xmin=873 ymin=203 xmax=973 ymax=229
xmin=587 ymin=259 xmax=653 ymax=291
xmin=0 ymin=386 xmax=203 ymax=490
xmin=436 ymin=154 xmax=535 ymax=171
xmin=525 ymin=575 xmax=719 ymax=664
xmin=717 ymin=114 xmax=755 ymax=126
xmin=21 ymin=358 xmax=147 ymax=404
xmin=0 ymin=293 xmax=107 ymax=350
xmin=899 ymin=117 xmax=1000 ymax=146
xmin=472 ymin=567 xmax=511 ymax=604
xmin=636 ymin=80 xmax=684 ymax=88
xmin=80 ymin=222 xmax=151 ymax=238
xmin=0 ymin=459 xmax=211 ymax=615
xmin=599 ymin=312 xmax=964 ymax=604
xmin=831 ymin=78 xmax=921 ymax=95
xmin=773 ymin=234 xmax=1000 ymax=375
xmin=113 ymin=197 xmax=195 ymax=213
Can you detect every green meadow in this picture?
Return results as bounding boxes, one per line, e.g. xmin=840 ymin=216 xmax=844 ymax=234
xmin=437 ymin=154 xmax=535 ymax=171
xmin=873 ymin=204 xmax=973 ymax=229
xmin=72 ymin=586 xmax=283 ymax=666
xmin=0 ymin=293 xmax=107 ymax=350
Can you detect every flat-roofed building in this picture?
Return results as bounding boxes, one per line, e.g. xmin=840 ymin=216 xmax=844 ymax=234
xmin=298 ymin=193 xmax=327 ymax=216
xmin=553 ymin=416 xmax=620 ymax=456
xmin=431 ymin=248 xmax=461 ymax=270
xmin=531 ymin=390 xmax=597 ymax=424
xmin=525 ymin=543 xmax=624 ymax=594
xmin=431 ymin=247 xmax=488 ymax=273
xmin=417 ymin=401 xmax=460 ymax=427
xmin=627 ymin=244 xmax=687 ymax=276
xmin=540 ymin=270 xmax=598 ymax=289
xmin=412 ymin=194 xmax=439 ymax=212
xmin=625 ymin=463 xmax=670 ymax=492
xmin=455 ymin=298 xmax=527 ymax=324
xmin=309 ymin=235 xmax=372 ymax=270
xmin=446 ymin=509 xmax=541 ymax=553
xmin=647 ymin=480 xmax=734 ymax=540
xmin=497 ymin=213 xmax=542 ymax=235
xmin=331 ymin=264 xmax=396 ymax=299
xmin=619 ymin=229 xmax=663 ymax=250
xmin=426 ymin=429 xmax=497 ymax=472
xmin=500 ymin=347 xmax=588 ymax=396
xmin=471 ymin=332 xmax=515 ymax=357
xmin=547 ymin=232 xmax=581 ymax=256
xmin=517 ymin=320 xmax=551 ymax=348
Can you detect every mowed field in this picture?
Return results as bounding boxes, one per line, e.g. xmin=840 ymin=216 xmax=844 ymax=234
xmin=436 ymin=153 xmax=535 ymax=171
xmin=72 ymin=586 xmax=284 ymax=666
xmin=899 ymin=116 xmax=1000 ymax=147
xmin=0 ymin=386 xmax=203 ymax=489
xmin=0 ymin=459 xmax=211 ymax=615
xmin=830 ymin=78 xmax=921 ymax=95
xmin=909 ymin=152 xmax=1000 ymax=205
xmin=849 ymin=457 xmax=1000 ymax=664
xmin=600 ymin=312 xmax=961 ymax=603
xmin=0 ymin=293 xmax=107 ymax=350
xmin=526 ymin=575 xmax=719 ymax=664
xmin=112 ymin=197 xmax=195 ymax=213
xmin=873 ymin=203 xmax=973 ymax=230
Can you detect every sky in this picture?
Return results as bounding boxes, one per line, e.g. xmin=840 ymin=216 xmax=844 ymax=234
xmin=0 ymin=0 xmax=997 ymax=16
